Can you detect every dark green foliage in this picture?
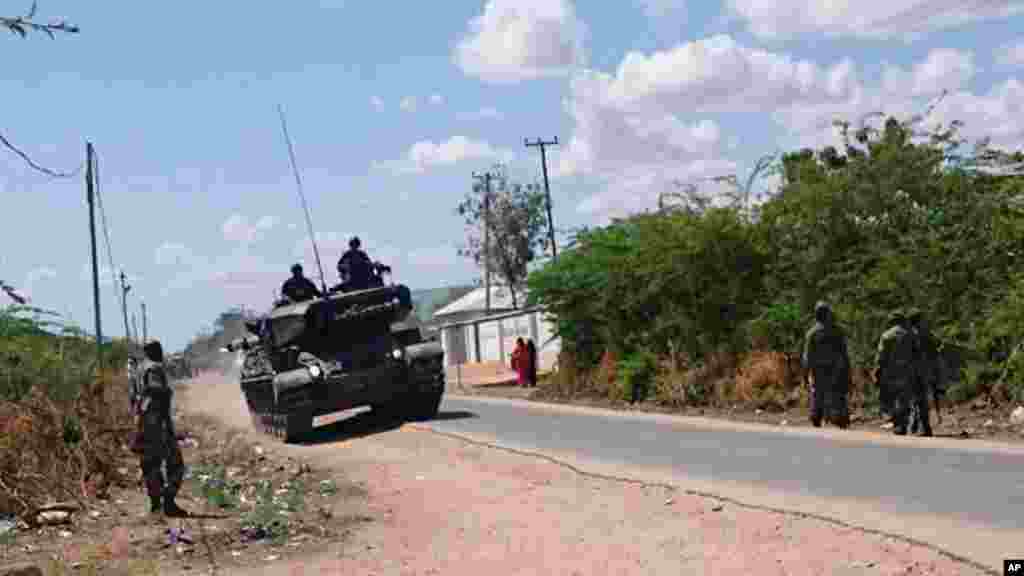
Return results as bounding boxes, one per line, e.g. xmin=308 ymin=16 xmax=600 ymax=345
xmin=527 ymin=112 xmax=1024 ymax=406
xmin=0 ymin=304 xmax=130 ymax=402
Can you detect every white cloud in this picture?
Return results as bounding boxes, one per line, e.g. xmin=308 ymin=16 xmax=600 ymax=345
xmin=400 ymin=96 xmax=417 ymax=112
xmin=883 ymin=48 xmax=975 ymax=96
xmin=557 ymin=34 xmax=859 ymax=218
xmin=454 ymin=0 xmax=587 ymax=84
xmin=726 ymin=0 xmax=1024 ymax=40
xmin=776 ymin=49 xmax=1024 ymax=153
xmin=927 ymin=79 xmax=1024 ymax=152
xmin=429 ymin=93 xmax=444 ymax=105
xmin=370 ymin=96 xmax=385 ymax=111
xmin=221 ymin=213 xmax=276 ymax=246
xmin=995 ymin=41 xmax=1024 ymax=68
xmin=374 ymin=136 xmax=514 ymax=174
xmin=596 ymin=35 xmax=857 ymax=114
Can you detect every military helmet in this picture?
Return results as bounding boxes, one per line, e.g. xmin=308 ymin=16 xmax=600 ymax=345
xmin=291 ymin=263 xmax=303 ymax=274
xmin=814 ymin=300 xmax=832 ymax=322
xmin=887 ymin=310 xmax=906 ymax=326
xmin=349 ymin=236 xmax=361 ymax=249
xmin=143 ymin=339 xmax=164 ymax=363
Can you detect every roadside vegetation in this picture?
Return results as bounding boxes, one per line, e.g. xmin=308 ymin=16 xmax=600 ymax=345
xmin=525 ymin=112 xmax=1024 ymax=415
xmin=0 ymin=303 xmax=133 ymax=518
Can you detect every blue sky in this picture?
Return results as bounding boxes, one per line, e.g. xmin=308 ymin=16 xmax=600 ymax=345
xmin=2 ymin=0 xmax=1023 ymax=352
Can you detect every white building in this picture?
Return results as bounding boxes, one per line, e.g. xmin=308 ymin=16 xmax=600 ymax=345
xmin=433 ymin=284 xmax=561 ymax=372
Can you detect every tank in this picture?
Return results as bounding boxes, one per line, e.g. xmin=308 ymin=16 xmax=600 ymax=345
xmin=222 ymin=264 xmax=446 ymax=443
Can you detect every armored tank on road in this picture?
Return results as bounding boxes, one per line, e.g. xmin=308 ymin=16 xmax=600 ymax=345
xmin=222 ymin=263 xmax=445 ymax=443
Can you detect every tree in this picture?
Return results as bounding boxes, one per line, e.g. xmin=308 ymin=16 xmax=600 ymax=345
xmin=3 ymin=1 xmax=78 ymax=38
xmin=456 ymin=165 xmax=548 ymax=308
xmin=3 ymin=1 xmax=80 ymax=179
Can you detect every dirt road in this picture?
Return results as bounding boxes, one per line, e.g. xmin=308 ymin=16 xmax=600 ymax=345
xmin=179 ymin=372 xmax=996 ymax=576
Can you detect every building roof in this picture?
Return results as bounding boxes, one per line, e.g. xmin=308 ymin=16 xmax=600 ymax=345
xmin=432 ymin=284 xmax=524 ymax=318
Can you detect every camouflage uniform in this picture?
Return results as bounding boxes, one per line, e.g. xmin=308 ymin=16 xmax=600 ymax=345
xmin=875 ymin=312 xmax=917 ymax=435
xmin=127 ymin=357 xmax=141 ymax=415
xmin=136 ymin=340 xmax=188 ymax=517
xmin=908 ymin=309 xmax=940 ymax=437
xmin=281 ymin=264 xmax=322 ymax=303
xmin=802 ymin=301 xmax=851 ymax=429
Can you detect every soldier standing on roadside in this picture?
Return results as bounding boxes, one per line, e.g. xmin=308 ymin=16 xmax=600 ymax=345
xmin=875 ymin=311 xmax=917 ymax=435
xmin=802 ymin=301 xmax=852 ymax=429
xmin=136 ymin=339 xmax=189 ymax=517
xmin=908 ymin=309 xmax=941 ymax=437
xmin=127 ymin=356 xmax=141 ymax=414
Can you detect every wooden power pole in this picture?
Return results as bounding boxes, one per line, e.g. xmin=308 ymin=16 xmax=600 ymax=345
xmin=119 ymin=271 xmax=132 ymax=345
xmin=86 ymin=142 xmax=103 ymax=371
xmin=141 ymin=300 xmax=148 ymax=343
xmin=525 ymin=137 xmax=559 ymax=260
xmin=472 ymin=170 xmax=495 ymax=312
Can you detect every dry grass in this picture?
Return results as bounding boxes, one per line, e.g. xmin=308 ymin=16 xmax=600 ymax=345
xmin=543 ymin=348 xmax=815 ymax=412
xmin=0 ymin=369 xmax=135 ymax=518
xmin=732 ymin=351 xmax=804 ymax=412
xmin=650 ymin=349 xmax=740 ymax=408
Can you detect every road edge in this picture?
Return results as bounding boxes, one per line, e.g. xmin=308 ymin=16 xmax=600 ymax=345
xmin=409 ymin=421 xmax=1004 ymax=575
xmin=446 ymin=393 xmax=1024 ymax=455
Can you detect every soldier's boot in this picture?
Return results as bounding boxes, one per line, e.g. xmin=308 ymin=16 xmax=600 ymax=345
xmin=918 ymin=405 xmax=933 ymax=437
xmin=163 ymin=499 xmax=188 ymax=518
xmin=143 ymin=467 xmax=164 ymax=515
xmin=809 ymin=386 xmax=823 ymax=427
xmin=162 ymin=491 xmax=189 ymax=518
xmin=893 ymin=413 xmax=908 ymax=435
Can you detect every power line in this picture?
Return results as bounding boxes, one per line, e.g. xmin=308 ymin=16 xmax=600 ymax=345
xmin=92 ymin=150 xmax=120 ymax=297
xmin=0 ymin=130 xmax=81 ymax=178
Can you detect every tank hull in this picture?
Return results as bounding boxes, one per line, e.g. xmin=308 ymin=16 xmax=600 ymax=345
xmin=226 ymin=282 xmax=444 ymax=443
xmin=236 ymin=345 xmax=445 ymax=442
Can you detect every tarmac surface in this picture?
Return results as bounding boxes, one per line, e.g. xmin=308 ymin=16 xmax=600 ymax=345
xmin=419 ymin=394 xmax=1024 ymax=571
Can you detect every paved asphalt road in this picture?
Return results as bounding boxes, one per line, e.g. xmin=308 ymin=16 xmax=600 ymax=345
xmin=428 ymin=396 xmax=1024 ymax=532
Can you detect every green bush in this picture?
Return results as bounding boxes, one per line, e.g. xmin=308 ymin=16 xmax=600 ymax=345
xmin=615 ymin=349 xmax=658 ymax=403
xmin=525 ymin=113 xmax=1024 ymax=408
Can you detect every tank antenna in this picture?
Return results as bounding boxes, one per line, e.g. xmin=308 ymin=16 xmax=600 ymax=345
xmin=277 ymin=104 xmax=328 ymax=295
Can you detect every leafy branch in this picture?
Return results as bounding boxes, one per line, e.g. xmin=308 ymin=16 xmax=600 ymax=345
xmin=2 ymin=1 xmax=79 ymax=39
xmin=2 ymin=3 xmax=81 ymax=178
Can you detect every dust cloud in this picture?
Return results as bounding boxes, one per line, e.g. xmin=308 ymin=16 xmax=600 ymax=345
xmin=176 ymin=350 xmax=252 ymax=430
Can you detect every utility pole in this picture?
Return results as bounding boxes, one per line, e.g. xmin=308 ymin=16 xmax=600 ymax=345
xmin=525 ymin=137 xmax=559 ymax=260
xmin=141 ymin=300 xmax=148 ymax=343
xmin=471 ymin=170 xmax=495 ymax=312
xmin=119 ymin=270 xmax=132 ymax=345
xmin=86 ymin=141 xmax=103 ymax=371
